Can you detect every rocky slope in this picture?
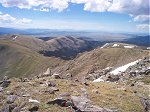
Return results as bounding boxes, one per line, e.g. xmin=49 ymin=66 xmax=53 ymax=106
xmin=0 ymin=73 xmax=149 ymax=112
xmin=92 ymin=57 xmax=150 ymax=83
xmin=54 ymin=43 xmax=149 ymax=80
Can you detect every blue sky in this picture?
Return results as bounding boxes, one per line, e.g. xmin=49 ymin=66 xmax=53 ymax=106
xmin=0 ymin=0 xmax=149 ymax=33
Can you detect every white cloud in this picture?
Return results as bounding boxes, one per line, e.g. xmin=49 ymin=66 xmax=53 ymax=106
xmin=17 ymin=18 xmax=32 ymax=24
xmin=0 ymin=13 xmax=16 ymax=23
xmin=0 ymin=0 xmax=148 ymax=15
xmin=0 ymin=0 xmax=149 ymax=31
xmin=108 ymin=0 xmax=149 ymax=15
xmin=0 ymin=0 xmax=30 ymax=9
xmin=0 ymin=12 xmax=32 ymax=24
xmin=71 ymin=0 xmax=113 ymax=12
xmin=133 ymin=15 xmax=150 ymax=23
xmin=71 ymin=0 xmax=149 ymax=16
xmin=33 ymin=8 xmax=49 ymax=12
xmin=40 ymin=8 xmax=49 ymax=12
xmin=0 ymin=0 xmax=69 ymax=12
xmin=136 ymin=24 xmax=150 ymax=30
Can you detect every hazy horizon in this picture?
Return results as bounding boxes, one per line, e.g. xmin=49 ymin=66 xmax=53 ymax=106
xmin=0 ymin=0 xmax=149 ymax=33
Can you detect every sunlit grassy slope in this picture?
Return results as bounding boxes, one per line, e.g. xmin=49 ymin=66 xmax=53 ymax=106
xmin=0 ymin=40 xmax=65 ymax=80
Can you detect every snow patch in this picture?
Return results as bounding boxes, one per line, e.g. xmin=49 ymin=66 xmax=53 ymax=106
xmin=147 ymin=47 xmax=150 ymax=50
xmin=12 ymin=36 xmax=17 ymax=40
xmin=110 ymin=59 xmax=141 ymax=75
xmin=29 ymin=99 xmax=40 ymax=103
xmin=112 ymin=44 xmax=119 ymax=47
xmin=101 ymin=43 xmax=109 ymax=48
xmin=93 ymin=76 xmax=104 ymax=82
xmin=124 ymin=46 xmax=135 ymax=48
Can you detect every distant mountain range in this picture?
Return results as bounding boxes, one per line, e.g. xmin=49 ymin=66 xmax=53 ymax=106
xmin=122 ymin=35 xmax=150 ymax=47
xmin=0 ymin=27 xmax=149 ymax=47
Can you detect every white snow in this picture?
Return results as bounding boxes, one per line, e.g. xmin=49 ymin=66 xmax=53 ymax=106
xmin=112 ymin=44 xmax=119 ymax=47
xmin=147 ymin=47 xmax=150 ymax=50
xmin=93 ymin=76 xmax=104 ymax=82
xmin=29 ymin=99 xmax=40 ymax=103
xmin=124 ymin=46 xmax=135 ymax=48
xmin=110 ymin=59 xmax=141 ymax=75
xmin=101 ymin=43 xmax=109 ymax=48
xmin=12 ymin=36 xmax=17 ymax=40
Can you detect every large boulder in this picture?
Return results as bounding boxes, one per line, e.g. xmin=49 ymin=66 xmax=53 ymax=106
xmin=71 ymin=96 xmax=115 ymax=112
xmin=47 ymin=98 xmax=67 ymax=107
xmin=12 ymin=107 xmax=21 ymax=112
xmin=106 ymin=75 xmax=120 ymax=82
xmin=1 ymin=103 xmax=17 ymax=112
xmin=0 ymin=87 xmax=3 ymax=92
xmin=86 ymin=67 xmax=113 ymax=81
xmin=6 ymin=95 xmax=18 ymax=104
xmin=140 ymin=97 xmax=150 ymax=112
xmin=63 ymin=73 xmax=72 ymax=79
xmin=43 ymin=68 xmax=51 ymax=76
xmin=0 ymin=76 xmax=11 ymax=88
xmin=28 ymin=104 xmax=39 ymax=112
xmin=11 ymin=102 xmax=27 ymax=112
xmin=0 ymin=80 xmax=11 ymax=88
xmin=46 ymin=81 xmax=56 ymax=87
xmin=51 ymin=73 xmax=61 ymax=79
xmin=44 ymin=87 xmax=59 ymax=94
xmin=20 ymin=78 xmax=30 ymax=82
xmin=59 ymin=92 xmax=71 ymax=97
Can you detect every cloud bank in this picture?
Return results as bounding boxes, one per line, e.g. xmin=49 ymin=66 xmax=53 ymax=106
xmin=0 ymin=0 xmax=148 ymax=15
xmin=136 ymin=24 xmax=150 ymax=30
xmin=0 ymin=0 xmax=149 ymax=31
xmin=0 ymin=12 xmax=32 ymax=24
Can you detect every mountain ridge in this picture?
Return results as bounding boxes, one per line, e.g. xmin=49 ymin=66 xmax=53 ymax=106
xmin=0 ymin=35 xmax=149 ymax=80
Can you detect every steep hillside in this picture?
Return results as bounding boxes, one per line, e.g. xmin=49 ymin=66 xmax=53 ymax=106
xmin=40 ymin=36 xmax=100 ymax=59
xmin=0 ymin=40 xmax=65 ymax=80
xmin=46 ymin=36 xmax=86 ymax=50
